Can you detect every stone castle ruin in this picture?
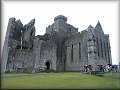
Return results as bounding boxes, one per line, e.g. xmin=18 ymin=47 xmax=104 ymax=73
xmin=2 ymin=15 xmax=112 ymax=73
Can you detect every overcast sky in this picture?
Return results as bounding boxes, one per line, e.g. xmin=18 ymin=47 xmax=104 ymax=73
xmin=2 ymin=1 xmax=119 ymax=64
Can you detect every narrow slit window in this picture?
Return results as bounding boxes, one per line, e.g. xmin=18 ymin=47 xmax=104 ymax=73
xmin=100 ymin=39 xmax=103 ymax=57
xmin=79 ymin=43 xmax=81 ymax=60
xmin=71 ymin=45 xmax=73 ymax=62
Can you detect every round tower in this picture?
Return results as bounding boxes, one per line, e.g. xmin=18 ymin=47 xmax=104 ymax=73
xmin=54 ymin=15 xmax=67 ymax=22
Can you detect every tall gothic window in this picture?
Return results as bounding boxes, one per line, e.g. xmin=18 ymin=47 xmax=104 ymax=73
xmin=104 ymin=43 xmax=107 ymax=58
xmin=66 ymin=46 xmax=67 ymax=58
xmin=69 ymin=28 xmax=72 ymax=35
xmin=79 ymin=43 xmax=81 ymax=60
xmin=107 ymin=43 xmax=110 ymax=61
xmin=96 ymin=37 xmax=100 ymax=56
xmin=71 ymin=45 xmax=73 ymax=62
xmin=92 ymin=35 xmax=95 ymax=45
xmin=100 ymin=39 xmax=103 ymax=57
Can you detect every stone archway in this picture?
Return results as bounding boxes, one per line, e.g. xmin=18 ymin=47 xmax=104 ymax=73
xmin=45 ymin=60 xmax=52 ymax=71
xmin=46 ymin=62 xmax=50 ymax=70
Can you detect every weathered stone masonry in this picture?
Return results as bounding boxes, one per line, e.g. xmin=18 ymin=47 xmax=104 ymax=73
xmin=2 ymin=15 xmax=112 ymax=73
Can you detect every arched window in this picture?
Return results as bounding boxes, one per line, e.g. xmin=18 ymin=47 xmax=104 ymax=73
xmin=16 ymin=45 xmax=21 ymax=49
xmin=96 ymin=37 xmax=100 ymax=56
xmin=71 ymin=45 xmax=73 ymax=62
xmin=79 ymin=43 xmax=81 ymax=60
xmin=30 ymin=31 xmax=33 ymax=36
xmin=100 ymin=39 xmax=103 ymax=57
xmin=104 ymin=43 xmax=107 ymax=58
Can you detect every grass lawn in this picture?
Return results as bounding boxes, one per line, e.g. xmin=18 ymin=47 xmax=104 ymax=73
xmin=1 ymin=72 xmax=120 ymax=89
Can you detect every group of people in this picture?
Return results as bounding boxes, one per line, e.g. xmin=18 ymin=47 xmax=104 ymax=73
xmin=84 ymin=64 xmax=119 ymax=74
xmin=84 ymin=65 xmax=92 ymax=74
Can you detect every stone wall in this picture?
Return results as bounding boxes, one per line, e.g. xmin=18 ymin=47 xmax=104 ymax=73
xmin=2 ymin=18 xmax=23 ymax=73
xmin=40 ymin=40 xmax=57 ymax=71
xmin=94 ymin=26 xmax=111 ymax=65
xmin=65 ymin=32 xmax=84 ymax=71
xmin=14 ymin=49 xmax=34 ymax=68
xmin=33 ymin=36 xmax=57 ymax=71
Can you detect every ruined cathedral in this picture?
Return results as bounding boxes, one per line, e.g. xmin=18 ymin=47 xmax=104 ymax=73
xmin=2 ymin=15 xmax=112 ymax=73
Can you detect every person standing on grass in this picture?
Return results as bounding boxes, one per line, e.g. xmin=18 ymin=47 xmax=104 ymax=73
xmin=96 ymin=65 xmax=100 ymax=72
xmin=84 ymin=65 xmax=87 ymax=73
xmin=88 ymin=65 xmax=92 ymax=75
xmin=105 ymin=64 xmax=109 ymax=72
xmin=84 ymin=65 xmax=88 ymax=73
xmin=118 ymin=62 xmax=120 ymax=72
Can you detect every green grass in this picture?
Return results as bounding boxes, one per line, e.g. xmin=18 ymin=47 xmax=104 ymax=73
xmin=1 ymin=72 xmax=120 ymax=89
xmin=2 ymin=73 xmax=31 ymax=77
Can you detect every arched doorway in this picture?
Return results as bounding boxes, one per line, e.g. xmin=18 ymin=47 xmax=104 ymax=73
xmin=46 ymin=62 xmax=50 ymax=70
xmin=45 ymin=61 xmax=51 ymax=71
